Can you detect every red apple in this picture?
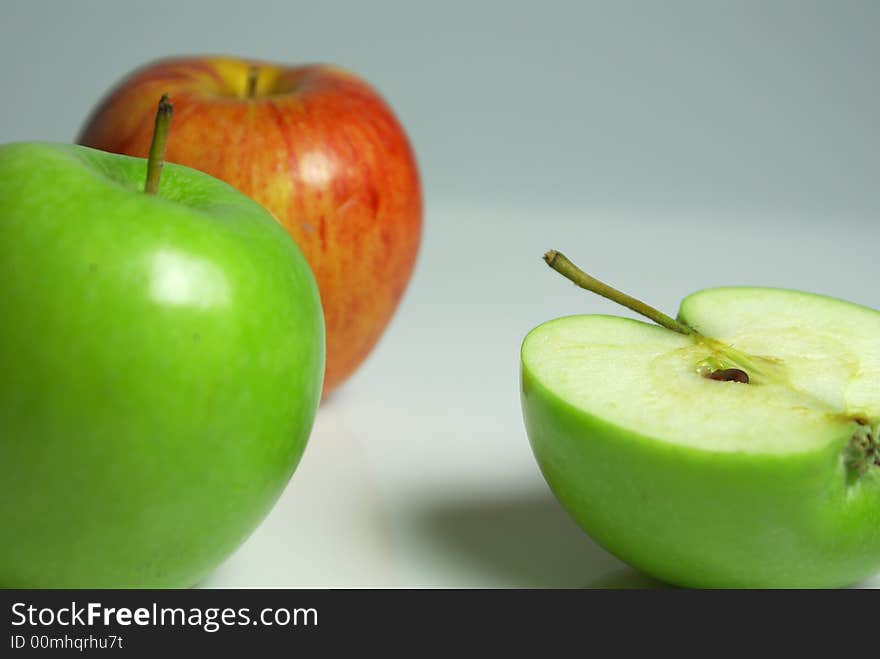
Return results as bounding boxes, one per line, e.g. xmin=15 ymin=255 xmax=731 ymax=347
xmin=78 ymin=56 xmax=421 ymax=396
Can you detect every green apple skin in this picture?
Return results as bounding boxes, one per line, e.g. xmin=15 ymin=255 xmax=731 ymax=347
xmin=522 ymin=313 xmax=880 ymax=589
xmin=0 ymin=143 xmax=324 ymax=587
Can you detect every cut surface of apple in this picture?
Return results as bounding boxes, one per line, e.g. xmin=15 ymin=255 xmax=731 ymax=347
xmin=522 ymin=287 xmax=880 ymax=588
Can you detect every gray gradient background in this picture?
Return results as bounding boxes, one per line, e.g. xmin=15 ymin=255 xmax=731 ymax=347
xmin=2 ymin=1 xmax=879 ymax=587
xmin=3 ymin=0 xmax=879 ymax=215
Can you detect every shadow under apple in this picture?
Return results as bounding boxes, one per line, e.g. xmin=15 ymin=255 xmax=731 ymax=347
xmin=407 ymin=486 xmax=666 ymax=588
xmin=201 ymin=404 xmax=393 ymax=588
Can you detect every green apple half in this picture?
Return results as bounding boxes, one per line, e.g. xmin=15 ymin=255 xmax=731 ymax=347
xmin=0 ymin=141 xmax=324 ymax=587
xmin=522 ymin=252 xmax=880 ymax=588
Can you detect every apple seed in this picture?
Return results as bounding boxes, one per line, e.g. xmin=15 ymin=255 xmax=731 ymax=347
xmin=707 ymin=368 xmax=750 ymax=384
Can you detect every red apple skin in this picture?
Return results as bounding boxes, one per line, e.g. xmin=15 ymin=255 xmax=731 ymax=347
xmin=78 ymin=56 xmax=421 ymax=396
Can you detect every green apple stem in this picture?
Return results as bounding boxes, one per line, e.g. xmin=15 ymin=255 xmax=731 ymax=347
xmin=543 ymin=250 xmax=697 ymax=336
xmin=542 ymin=250 xmax=797 ymax=389
xmin=246 ymin=66 xmax=259 ymax=98
xmin=144 ymin=95 xmax=173 ymax=195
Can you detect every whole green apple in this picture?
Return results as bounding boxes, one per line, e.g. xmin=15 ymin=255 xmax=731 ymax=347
xmin=0 ymin=135 xmax=324 ymax=586
xmin=522 ymin=251 xmax=880 ymax=588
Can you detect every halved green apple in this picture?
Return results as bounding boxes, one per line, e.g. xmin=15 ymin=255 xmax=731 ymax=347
xmin=522 ymin=252 xmax=880 ymax=588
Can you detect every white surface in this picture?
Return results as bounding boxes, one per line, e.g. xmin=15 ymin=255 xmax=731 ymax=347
xmin=203 ymin=205 xmax=880 ymax=588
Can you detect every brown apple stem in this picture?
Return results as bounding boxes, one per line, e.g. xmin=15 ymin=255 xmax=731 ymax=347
xmin=144 ymin=95 xmax=173 ymax=195
xmin=543 ymin=250 xmax=697 ymax=336
xmin=246 ymin=66 xmax=259 ymax=98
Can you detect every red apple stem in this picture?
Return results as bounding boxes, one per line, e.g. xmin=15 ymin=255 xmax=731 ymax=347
xmin=144 ymin=95 xmax=173 ymax=195
xmin=246 ymin=66 xmax=259 ymax=98
xmin=543 ymin=250 xmax=697 ymax=336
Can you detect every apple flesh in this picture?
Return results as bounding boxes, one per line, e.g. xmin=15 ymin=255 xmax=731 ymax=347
xmin=77 ymin=56 xmax=422 ymax=396
xmin=0 ymin=142 xmax=324 ymax=587
xmin=522 ymin=287 xmax=880 ymax=588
